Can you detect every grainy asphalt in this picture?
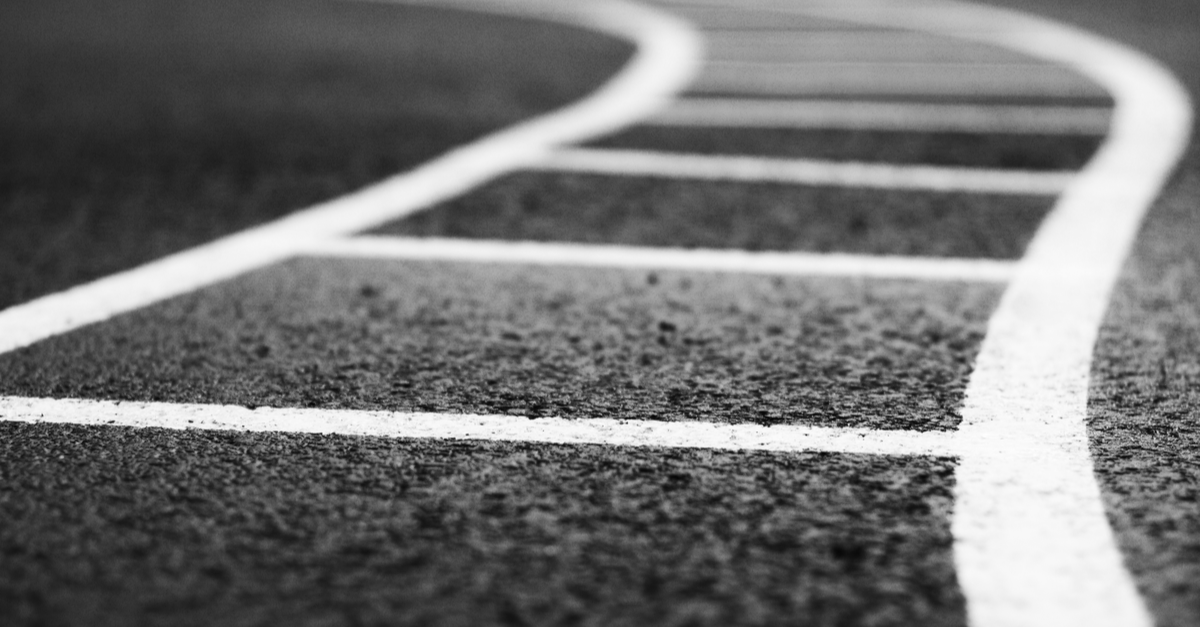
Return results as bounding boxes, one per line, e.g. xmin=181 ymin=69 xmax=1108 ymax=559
xmin=0 ymin=259 xmax=999 ymax=431
xmin=0 ymin=423 xmax=963 ymax=627
xmin=377 ymin=172 xmax=1053 ymax=258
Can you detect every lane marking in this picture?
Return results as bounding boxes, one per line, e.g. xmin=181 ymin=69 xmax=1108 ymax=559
xmin=538 ymin=148 xmax=1074 ymax=194
xmin=694 ymin=60 xmax=1107 ymax=99
xmin=0 ymin=396 xmax=958 ymax=457
xmin=663 ymin=0 xmax=1192 ymax=624
xmin=706 ymin=30 xmax=1046 ymax=64
xmin=0 ymin=0 xmax=703 ymax=356
xmin=651 ymin=98 xmax=1111 ymax=135
xmin=305 ymin=236 xmax=1018 ymax=282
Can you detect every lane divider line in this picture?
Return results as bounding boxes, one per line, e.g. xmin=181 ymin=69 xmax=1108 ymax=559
xmin=0 ymin=0 xmax=703 ymax=357
xmin=537 ymin=147 xmax=1074 ymax=194
xmin=651 ymin=98 xmax=1112 ymax=135
xmin=704 ymin=30 xmax=1062 ymax=64
xmin=0 ymin=396 xmax=959 ymax=458
xmin=693 ymin=60 xmax=1107 ymax=99
xmin=305 ymin=235 xmax=1018 ymax=282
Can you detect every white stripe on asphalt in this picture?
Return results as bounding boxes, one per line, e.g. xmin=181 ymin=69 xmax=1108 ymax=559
xmin=694 ymin=60 xmax=1107 ymax=99
xmin=304 ymin=236 xmax=1017 ymax=282
xmin=537 ymin=148 xmax=1074 ymax=194
xmin=0 ymin=0 xmax=703 ymax=357
xmin=651 ymin=98 xmax=1111 ymax=135
xmin=0 ymin=396 xmax=958 ymax=457
xmin=705 ymin=31 xmax=1041 ymax=64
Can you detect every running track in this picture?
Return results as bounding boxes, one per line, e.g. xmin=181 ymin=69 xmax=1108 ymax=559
xmin=0 ymin=1 xmax=1192 ymax=625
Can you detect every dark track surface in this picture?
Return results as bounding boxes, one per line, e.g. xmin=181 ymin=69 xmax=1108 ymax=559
xmin=0 ymin=423 xmax=963 ymax=627
xmin=589 ymin=126 xmax=1103 ymax=170
xmin=376 ymin=172 xmax=1053 ymax=258
xmin=0 ymin=259 xmax=999 ymax=431
xmin=0 ymin=0 xmax=630 ymax=311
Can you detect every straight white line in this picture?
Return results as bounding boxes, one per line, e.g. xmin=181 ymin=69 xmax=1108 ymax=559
xmin=705 ymin=31 xmax=1040 ymax=64
xmin=651 ymin=98 xmax=1111 ymax=135
xmin=682 ymin=0 xmax=1191 ymax=625
xmin=304 ymin=236 xmax=1017 ymax=282
xmin=0 ymin=396 xmax=958 ymax=457
xmin=694 ymin=61 xmax=1107 ymax=99
xmin=0 ymin=0 xmax=703 ymax=357
xmin=537 ymin=148 xmax=1074 ymax=195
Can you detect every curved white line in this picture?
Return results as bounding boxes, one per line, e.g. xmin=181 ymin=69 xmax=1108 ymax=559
xmin=660 ymin=0 xmax=1191 ymax=624
xmin=0 ymin=0 xmax=703 ymax=356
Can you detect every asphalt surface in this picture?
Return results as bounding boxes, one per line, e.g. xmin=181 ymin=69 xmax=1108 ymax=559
xmin=0 ymin=0 xmax=630 ymax=310
xmin=0 ymin=424 xmax=962 ymax=627
xmin=377 ymin=173 xmax=1053 ymax=258
xmin=0 ymin=258 xmax=998 ymax=430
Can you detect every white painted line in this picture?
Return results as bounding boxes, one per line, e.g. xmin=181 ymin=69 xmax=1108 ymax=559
xmin=0 ymin=0 xmax=703 ymax=357
xmin=679 ymin=0 xmax=1190 ymax=625
xmin=651 ymin=99 xmax=1112 ymax=135
xmin=304 ymin=236 xmax=1017 ymax=282
xmin=0 ymin=396 xmax=958 ymax=458
xmin=537 ymin=148 xmax=1074 ymax=195
xmin=705 ymin=31 xmax=1040 ymax=64
xmin=656 ymin=5 xmax=860 ymax=31
xmin=694 ymin=60 xmax=1107 ymax=99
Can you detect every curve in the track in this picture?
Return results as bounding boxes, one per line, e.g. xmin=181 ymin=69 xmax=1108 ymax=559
xmin=0 ymin=1 xmax=1193 ymax=626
